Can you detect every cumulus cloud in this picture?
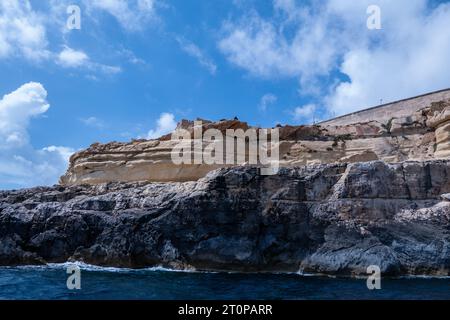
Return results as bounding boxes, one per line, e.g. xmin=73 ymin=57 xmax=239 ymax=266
xmin=0 ymin=82 xmax=49 ymax=148
xmin=147 ymin=112 xmax=177 ymax=139
xmin=41 ymin=146 xmax=74 ymax=163
xmin=219 ymin=0 xmax=450 ymax=117
xmin=259 ymin=93 xmax=277 ymax=111
xmin=0 ymin=83 xmax=74 ymax=189
xmin=177 ymin=37 xmax=217 ymax=75
xmin=0 ymin=0 xmax=50 ymax=61
xmin=57 ymin=47 xmax=89 ymax=68
xmin=86 ymin=0 xmax=158 ymax=32
xmin=325 ymin=0 xmax=450 ymax=115
xmin=292 ymin=104 xmax=316 ymax=124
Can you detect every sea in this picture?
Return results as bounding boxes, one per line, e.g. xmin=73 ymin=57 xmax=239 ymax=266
xmin=0 ymin=263 xmax=448 ymax=300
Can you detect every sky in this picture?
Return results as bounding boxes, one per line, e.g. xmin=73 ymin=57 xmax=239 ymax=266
xmin=1 ymin=0 xmax=450 ymax=189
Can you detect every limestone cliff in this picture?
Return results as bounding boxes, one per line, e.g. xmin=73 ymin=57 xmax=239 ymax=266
xmin=60 ymin=99 xmax=450 ymax=186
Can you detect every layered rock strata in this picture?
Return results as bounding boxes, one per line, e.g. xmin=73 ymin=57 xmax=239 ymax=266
xmin=60 ymin=100 xmax=450 ymax=186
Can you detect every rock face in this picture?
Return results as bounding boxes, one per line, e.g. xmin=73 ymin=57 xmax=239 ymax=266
xmin=4 ymin=92 xmax=450 ymax=276
xmin=60 ymin=100 xmax=450 ymax=186
xmin=2 ymin=160 xmax=450 ymax=276
xmin=426 ymin=101 xmax=450 ymax=158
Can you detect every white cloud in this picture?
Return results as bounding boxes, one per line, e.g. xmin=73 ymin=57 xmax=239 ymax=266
xmin=177 ymin=37 xmax=217 ymax=75
xmin=0 ymin=1 xmax=122 ymax=76
xmin=218 ymin=8 xmax=336 ymax=82
xmin=0 ymin=82 xmax=74 ymax=189
xmin=0 ymin=0 xmax=50 ymax=61
xmin=292 ymin=104 xmax=316 ymax=123
xmin=259 ymin=93 xmax=277 ymax=111
xmin=0 ymin=82 xmax=49 ymax=148
xmin=325 ymin=0 xmax=450 ymax=115
xmin=57 ymin=47 xmax=89 ymax=68
xmin=80 ymin=116 xmax=105 ymax=129
xmin=98 ymin=64 xmax=122 ymax=74
xmin=147 ymin=112 xmax=177 ymax=139
xmin=41 ymin=146 xmax=74 ymax=163
xmin=219 ymin=0 xmax=450 ymax=117
xmin=86 ymin=0 xmax=157 ymax=32
xmin=56 ymin=46 xmax=122 ymax=75
xmin=119 ymin=48 xmax=147 ymax=65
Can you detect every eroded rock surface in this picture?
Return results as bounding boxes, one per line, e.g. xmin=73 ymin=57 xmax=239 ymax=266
xmin=60 ymin=100 xmax=450 ymax=186
xmin=2 ymin=160 xmax=450 ymax=276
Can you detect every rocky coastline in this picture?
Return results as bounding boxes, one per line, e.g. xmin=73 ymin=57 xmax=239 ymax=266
xmin=1 ymin=160 xmax=449 ymax=276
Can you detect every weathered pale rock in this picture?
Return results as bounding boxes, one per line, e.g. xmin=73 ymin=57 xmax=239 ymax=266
xmin=60 ymin=100 xmax=450 ymax=186
xmin=425 ymin=100 xmax=450 ymax=158
xmin=435 ymin=122 xmax=450 ymax=158
xmin=338 ymin=150 xmax=379 ymax=163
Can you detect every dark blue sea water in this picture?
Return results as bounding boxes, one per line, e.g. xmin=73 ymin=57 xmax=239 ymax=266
xmin=0 ymin=264 xmax=448 ymax=300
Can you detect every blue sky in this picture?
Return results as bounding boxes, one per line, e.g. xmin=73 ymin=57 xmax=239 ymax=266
xmin=1 ymin=0 xmax=450 ymax=189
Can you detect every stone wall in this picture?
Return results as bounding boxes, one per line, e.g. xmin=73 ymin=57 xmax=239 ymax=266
xmin=320 ymin=88 xmax=450 ymax=126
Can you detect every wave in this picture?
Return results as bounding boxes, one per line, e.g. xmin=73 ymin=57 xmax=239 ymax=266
xmin=49 ymin=262 xmax=198 ymax=273
xmin=397 ymin=274 xmax=450 ymax=280
xmin=297 ymin=270 xmax=450 ymax=280
xmin=0 ymin=262 xmax=215 ymax=274
xmin=1 ymin=262 xmax=448 ymax=279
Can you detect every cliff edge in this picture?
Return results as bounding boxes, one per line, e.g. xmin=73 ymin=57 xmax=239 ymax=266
xmin=60 ymin=98 xmax=450 ymax=185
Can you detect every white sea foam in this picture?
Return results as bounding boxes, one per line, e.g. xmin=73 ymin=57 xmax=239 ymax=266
xmin=0 ymin=262 xmax=182 ymax=273
xmin=1 ymin=262 xmax=448 ymax=279
xmin=397 ymin=274 xmax=450 ymax=280
xmin=45 ymin=262 xmax=196 ymax=273
xmin=11 ymin=261 xmax=218 ymax=274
